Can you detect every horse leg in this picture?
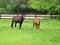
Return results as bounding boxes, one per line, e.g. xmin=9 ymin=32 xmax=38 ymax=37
xmin=15 ymin=22 xmax=17 ymax=27
xmin=33 ymin=23 xmax=34 ymax=28
xmin=37 ymin=22 xmax=40 ymax=29
xmin=38 ymin=21 xmax=40 ymax=29
xmin=36 ymin=24 xmax=37 ymax=29
xmin=19 ymin=22 xmax=23 ymax=28
xmin=11 ymin=21 xmax=14 ymax=28
xmin=37 ymin=24 xmax=39 ymax=29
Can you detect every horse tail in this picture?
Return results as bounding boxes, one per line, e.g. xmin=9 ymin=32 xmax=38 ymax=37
xmin=11 ymin=21 xmax=14 ymax=28
xmin=38 ymin=20 xmax=40 ymax=27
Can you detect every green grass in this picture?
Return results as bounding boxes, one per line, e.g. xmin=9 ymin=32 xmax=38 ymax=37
xmin=0 ymin=19 xmax=60 ymax=45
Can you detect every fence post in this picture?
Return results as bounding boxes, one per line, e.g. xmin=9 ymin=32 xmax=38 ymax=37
xmin=0 ymin=14 xmax=1 ymax=19
xmin=51 ymin=14 xmax=52 ymax=19
xmin=35 ymin=13 xmax=37 ymax=18
xmin=17 ymin=14 xmax=19 ymax=16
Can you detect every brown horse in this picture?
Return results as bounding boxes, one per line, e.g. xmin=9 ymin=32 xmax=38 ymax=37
xmin=11 ymin=15 xmax=25 ymax=28
xmin=33 ymin=18 xmax=40 ymax=29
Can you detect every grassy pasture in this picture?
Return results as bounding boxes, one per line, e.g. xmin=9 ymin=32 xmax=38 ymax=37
xmin=0 ymin=19 xmax=60 ymax=45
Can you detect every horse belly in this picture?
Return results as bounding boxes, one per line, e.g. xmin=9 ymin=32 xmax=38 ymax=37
xmin=37 ymin=20 xmax=40 ymax=24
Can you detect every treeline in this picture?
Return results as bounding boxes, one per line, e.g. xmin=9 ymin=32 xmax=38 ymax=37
xmin=0 ymin=0 xmax=60 ymax=15
xmin=28 ymin=0 xmax=60 ymax=15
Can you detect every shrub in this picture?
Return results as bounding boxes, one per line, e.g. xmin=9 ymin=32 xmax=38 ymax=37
xmin=56 ymin=15 xmax=60 ymax=19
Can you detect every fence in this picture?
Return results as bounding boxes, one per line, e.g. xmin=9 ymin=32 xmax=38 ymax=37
xmin=0 ymin=14 xmax=57 ymax=19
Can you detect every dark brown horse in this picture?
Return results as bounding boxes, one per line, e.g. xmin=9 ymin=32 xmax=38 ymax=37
xmin=33 ymin=18 xmax=40 ymax=29
xmin=11 ymin=15 xmax=25 ymax=28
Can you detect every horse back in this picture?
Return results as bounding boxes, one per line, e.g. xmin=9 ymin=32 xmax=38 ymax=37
xmin=12 ymin=16 xmax=23 ymax=23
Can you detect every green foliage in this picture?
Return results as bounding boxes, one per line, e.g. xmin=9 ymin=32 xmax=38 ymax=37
xmin=56 ymin=15 xmax=60 ymax=19
xmin=0 ymin=0 xmax=60 ymax=14
xmin=28 ymin=0 xmax=60 ymax=14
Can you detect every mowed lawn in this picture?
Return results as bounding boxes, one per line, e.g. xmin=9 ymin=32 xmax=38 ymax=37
xmin=0 ymin=19 xmax=60 ymax=45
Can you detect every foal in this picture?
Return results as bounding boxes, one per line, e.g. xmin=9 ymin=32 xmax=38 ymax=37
xmin=11 ymin=15 xmax=24 ymax=28
xmin=33 ymin=18 xmax=40 ymax=29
